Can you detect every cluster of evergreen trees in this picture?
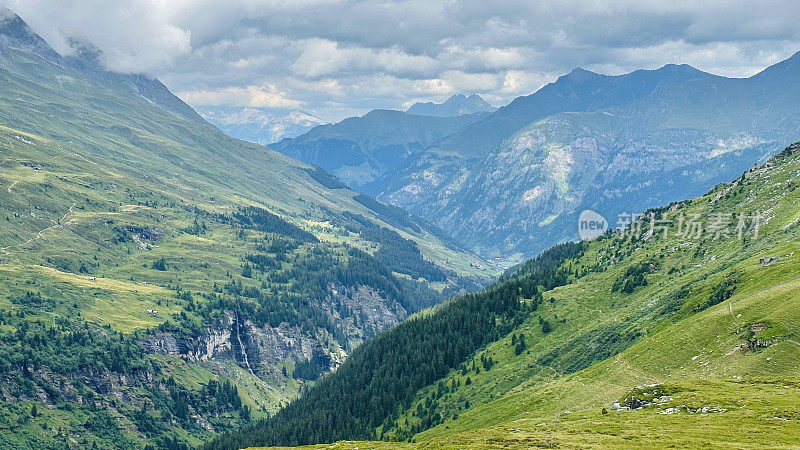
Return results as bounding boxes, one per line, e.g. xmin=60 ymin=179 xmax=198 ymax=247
xmin=203 ymin=241 xmax=587 ymax=449
xmin=359 ymin=225 xmax=449 ymax=282
xmin=703 ymin=272 xmax=739 ymax=310
xmin=303 ymin=166 xmax=350 ymax=190
xmin=292 ymin=359 xmax=323 ymax=381
xmin=336 ymin=211 xmax=450 ymax=283
xmin=0 ymin=310 xmax=146 ymax=376
xmin=353 ymin=194 xmax=422 ymax=233
xmin=610 ymin=261 xmax=655 ymax=293
xmin=187 ymin=221 xmax=465 ymax=350
xmin=225 ymin=206 xmax=318 ymax=243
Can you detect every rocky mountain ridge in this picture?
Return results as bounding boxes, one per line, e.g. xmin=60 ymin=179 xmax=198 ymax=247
xmin=406 ymin=94 xmax=496 ymax=117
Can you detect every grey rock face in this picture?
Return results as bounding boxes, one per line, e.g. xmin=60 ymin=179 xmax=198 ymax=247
xmin=140 ymin=284 xmax=406 ymax=375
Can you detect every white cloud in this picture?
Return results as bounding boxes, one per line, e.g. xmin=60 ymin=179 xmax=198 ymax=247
xmin=178 ymin=85 xmax=303 ymax=108
xmin=501 ymin=70 xmax=548 ymax=95
xmin=290 ymin=38 xmax=439 ymax=79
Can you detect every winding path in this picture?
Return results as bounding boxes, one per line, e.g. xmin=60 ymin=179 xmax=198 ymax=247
xmin=727 ymin=273 xmax=800 ymax=326
xmin=785 ymin=339 xmax=800 ymax=348
xmin=727 ymin=274 xmax=800 ymax=350
xmin=1 ymin=202 xmax=75 ymax=255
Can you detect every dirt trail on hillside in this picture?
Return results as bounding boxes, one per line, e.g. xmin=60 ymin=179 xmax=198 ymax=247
xmin=727 ymin=274 xmax=800 ymax=327
xmin=1 ymin=202 xmax=75 ymax=255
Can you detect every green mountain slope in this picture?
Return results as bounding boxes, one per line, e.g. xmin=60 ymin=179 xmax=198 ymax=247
xmin=0 ymin=10 xmax=493 ymax=449
xmin=208 ymin=141 xmax=800 ymax=449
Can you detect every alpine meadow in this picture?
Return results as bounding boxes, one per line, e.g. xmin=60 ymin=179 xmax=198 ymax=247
xmin=1 ymin=2 xmax=800 ymax=450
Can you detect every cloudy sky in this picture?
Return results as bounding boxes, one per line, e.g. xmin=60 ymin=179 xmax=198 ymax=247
xmin=3 ymin=0 xmax=800 ymax=122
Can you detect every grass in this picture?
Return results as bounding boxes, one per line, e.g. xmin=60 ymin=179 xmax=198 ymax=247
xmin=249 ymin=378 xmax=800 ymax=448
xmin=0 ymin=264 xmax=177 ymax=331
xmin=417 ymin=379 xmax=800 ymax=448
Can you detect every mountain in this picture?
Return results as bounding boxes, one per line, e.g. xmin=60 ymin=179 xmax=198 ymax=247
xmin=369 ymin=57 xmax=800 ymax=264
xmin=197 ymin=107 xmax=326 ymax=144
xmin=0 ymin=8 xmax=210 ymax=130
xmin=431 ymin=64 xmax=714 ymax=158
xmin=206 ymin=141 xmax=800 ymax=449
xmin=270 ymin=109 xmax=491 ymax=187
xmin=406 ymin=94 xmax=496 ymax=117
xmin=0 ymin=9 xmax=493 ymax=448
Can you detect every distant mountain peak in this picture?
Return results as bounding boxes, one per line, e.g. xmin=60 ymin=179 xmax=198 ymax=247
xmin=656 ymin=63 xmax=691 ymax=72
xmin=0 ymin=7 xmax=30 ymax=36
xmin=568 ymin=67 xmax=592 ymax=75
xmin=559 ymin=67 xmax=604 ymax=84
xmin=559 ymin=64 xmax=709 ymax=87
xmin=0 ymin=7 xmax=60 ymax=61
xmin=406 ymin=93 xmax=496 ymax=117
xmin=198 ymin=107 xmax=326 ymax=144
xmin=651 ymin=63 xmax=708 ymax=77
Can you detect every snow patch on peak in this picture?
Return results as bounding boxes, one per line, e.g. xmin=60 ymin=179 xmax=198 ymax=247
xmin=198 ymin=107 xmax=326 ymax=144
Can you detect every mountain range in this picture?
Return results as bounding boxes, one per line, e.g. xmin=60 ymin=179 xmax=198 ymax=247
xmin=197 ymin=107 xmax=326 ymax=144
xmin=270 ymin=109 xmax=491 ymax=188
xmin=4 ymin=4 xmax=800 ymax=450
xmin=274 ymin=57 xmax=800 ymax=265
xmin=196 ymin=94 xmax=494 ymax=147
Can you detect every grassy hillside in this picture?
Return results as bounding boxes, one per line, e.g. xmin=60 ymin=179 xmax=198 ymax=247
xmin=214 ymin=141 xmax=800 ymax=449
xmin=0 ymin=11 xmax=494 ymax=449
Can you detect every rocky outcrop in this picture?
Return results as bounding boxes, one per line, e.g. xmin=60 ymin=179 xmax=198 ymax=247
xmin=760 ymin=256 xmax=780 ymax=266
xmin=141 ymin=284 xmax=407 ymax=376
xmin=317 ymin=284 xmax=408 ymax=349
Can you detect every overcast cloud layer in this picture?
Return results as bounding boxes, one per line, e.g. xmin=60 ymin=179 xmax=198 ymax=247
xmin=3 ymin=0 xmax=800 ymax=121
